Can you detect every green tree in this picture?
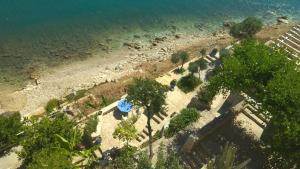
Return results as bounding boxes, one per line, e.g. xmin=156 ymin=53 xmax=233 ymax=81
xmin=196 ymin=59 xmax=207 ymax=79
xmin=113 ymin=120 xmax=138 ymax=146
xmin=188 ymin=62 xmax=199 ymax=76
xmin=171 ymin=53 xmax=180 ymax=67
xmin=19 ymin=114 xmax=81 ymax=162
xmin=200 ymin=48 xmax=207 ymax=57
xmin=207 ymin=142 xmax=251 ymax=169
xmin=208 ymin=39 xmax=299 ymax=166
xmin=178 ymin=51 xmax=189 ymax=69
xmin=230 ymin=17 xmax=263 ymax=38
xmin=0 ymin=112 xmax=23 ymax=153
xmin=27 ymin=148 xmax=73 ymax=169
xmin=127 ymin=78 xmax=168 ymax=159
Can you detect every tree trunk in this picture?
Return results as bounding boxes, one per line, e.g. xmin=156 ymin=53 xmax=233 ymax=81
xmin=146 ymin=111 xmax=154 ymax=159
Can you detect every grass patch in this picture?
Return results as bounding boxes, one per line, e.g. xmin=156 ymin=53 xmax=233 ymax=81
xmin=177 ymin=74 xmax=202 ymax=93
xmin=45 ymin=99 xmax=61 ymax=114
xmin=164 ymin=108 xmax=200 ymax=138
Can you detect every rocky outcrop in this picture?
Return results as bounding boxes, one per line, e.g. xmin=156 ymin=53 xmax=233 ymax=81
xmin=277 ymin=16 xmax=289 ymax=24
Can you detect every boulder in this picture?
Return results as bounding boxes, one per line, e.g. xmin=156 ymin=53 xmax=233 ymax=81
xmin=277 ymin=16 xmax=289 ymax=24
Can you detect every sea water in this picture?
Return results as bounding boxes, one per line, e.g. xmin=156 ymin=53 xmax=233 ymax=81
xmin=0 ymin=0 xmax=299 ymax=89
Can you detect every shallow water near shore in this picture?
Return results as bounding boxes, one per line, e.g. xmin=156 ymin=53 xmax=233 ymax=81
xmin=0 ymin=0 xmax=299 ymax=91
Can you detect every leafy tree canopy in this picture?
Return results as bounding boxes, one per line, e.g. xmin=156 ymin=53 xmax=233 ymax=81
xmin=19 ymin=114 xmax=81 ymax=162
xmin=27 ymin=148 xmax=73 ymax=169
xmin=230 ymin=17 xmax=263 ymax=38
xmin=208 ymin=39 xmax=300 ymax=165
xmin=0 ymin=112 xmax=23 ymax=152
xmin=127 ymin=78 xmax=168 ymax=117
xmin=113 ymin=120 xmax=138 ymax=145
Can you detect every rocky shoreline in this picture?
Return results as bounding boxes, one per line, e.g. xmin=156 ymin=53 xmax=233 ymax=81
xmin=0 ymin=22 xmax=295 ymax=116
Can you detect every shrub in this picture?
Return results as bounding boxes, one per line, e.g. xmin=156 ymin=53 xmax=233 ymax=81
xmin=187 ymin=97 xmax=210 ymax=111
xmin=0 ymin=112 xmax=23 ymax=153
xmin=82 ymin=115 xmax=98 ymax=148
xmin=230 ymin=17 xmax=263 ymax=38
xmin=177 ymin=74 xmax=202 ymax=93
xmin=65 ymin=89 xmax=87 ymax=102
xmin=45 ymin=99 xmax=60 ymax=114
xmin=196 ymin=86 xmax=218 ymax=110
xmin=164 ymin=108 xmax=200 ymax=138
xmin=113 ymin=146 xmax=138 ymax=169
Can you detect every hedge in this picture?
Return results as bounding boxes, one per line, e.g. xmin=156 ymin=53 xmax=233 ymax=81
xmin=164 ymin=108 xmax=200 ymax=138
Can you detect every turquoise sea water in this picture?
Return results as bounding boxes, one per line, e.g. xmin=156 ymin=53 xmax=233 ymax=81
xmin=0 ymin=0 xmax=299 ymax=88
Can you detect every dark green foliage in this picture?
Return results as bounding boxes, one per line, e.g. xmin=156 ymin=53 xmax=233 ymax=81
xmin=177 ymin=74 xmax=202 ymax=93
xmin=137 ymin=152 xmax=153 ymax=169
xmin=178 ymin=51 xmax=189 ymax=69
xmin=113 ymin=146 xmax=138 ymax=169
xmin=82 ymin=115 xmax=98 ymax=148
xmin=19 ymin=114 xmax=81 ymax=162
xmin=208 ymin=39 xmax=300 ymax=165
xmin=27 ymin=148 xmax=73 ymax=169
xmin=171 ymin=53 xmax=180 ymax=65
xmin=188 ymin=62 xmax=199 ymax=75
xmin=155 ymin=144 xmax=184 ymax=169
xmin=45 ymin=99 xmax=60 ymax=114
xmin=200 ymin=48 xmax=207 ymax=56
xmin=210 ymin=48 xmax=218 ymax=57
xmin=0 ymin=112 xmax=23 ymax=153
xmin=165 ymin=108 xmax=200 ymax=138
xmin=197 ymin=85 xmax=218 ymax=109
xmin=207 ymin=142 xmax=251 ymax=169
xmin=230 ymin=17 xmax=263 ymax=38
xmin=127 ymin=78 xmax=168 ymax=158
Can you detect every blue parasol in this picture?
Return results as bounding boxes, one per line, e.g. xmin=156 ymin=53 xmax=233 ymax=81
xmin=117 ymin=99 xmax=133 ymax=113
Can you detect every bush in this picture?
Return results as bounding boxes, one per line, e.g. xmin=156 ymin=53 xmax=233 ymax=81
xmin=45 ymin=99 xmax=60 ymax=114
xmin=164 ymin=108 xmax=200 ymax=138
xmin=230 ymin=17 xmax=263 ymax=38
xmin=65 ymin=89 xmax=87 ymax=102
xmin=177 ymin=74 xmax=202 ymax=93
xmin=82 ymin=115 xmax=98 ymax=148
xmin=196 ymin=86 xmax=218 ymax=110
xmin=0 ymin=112 xmax=23 ymax=153
xmin=113 ymin=146 xmax=138 ymax=169
xmin=187 ymin=97 xmax=210 ymax=111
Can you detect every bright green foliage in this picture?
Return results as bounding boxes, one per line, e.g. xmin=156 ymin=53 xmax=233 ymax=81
xmin=27 ymin=148 xmax=73 ymax=169
xmin=82 ymin=115 xmax=98 ymax=148
xmin=0 ymin=112 xmax=23 ymax=152
xmin=230 ymin=17 xmax=263 ymax=38
xmin=127 ymin=78 xmax=168 ymax=158
xmin=137 ymin=152 xmax=153 ymax=169
xmin=45 ymin=99 xmax=60 ymax=114
xmin=165 ymin=108 xmax=200 ymax=138
xmin=177 ymin=74 xmax=202 ymax=93
xmin=113 ymin=120 xmax=138 ymax=146
xmin=208 ymin=39 xmax=300 ymax=165
xmin=19 ymin=114 xmax=81 ymax=162
xmin=207 ymin=142 xmax=251 ymax=169
xmin=113 ymin=146 xmax=138 ymax=169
